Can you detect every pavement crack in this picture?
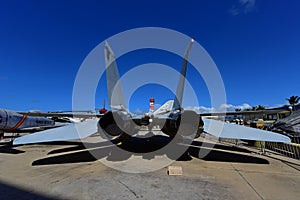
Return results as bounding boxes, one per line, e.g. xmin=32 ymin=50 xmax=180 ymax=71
xmin=282 ymin=161 xmax=300 ymax=172
xmin=231 ymin=164 xmax=264 ymax=200
xmin=118 ymin=180 xmax=139 ymax=198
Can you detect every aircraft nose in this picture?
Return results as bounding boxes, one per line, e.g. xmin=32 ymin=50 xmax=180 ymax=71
xmin=0 ymin=110 xmax=5 ymax=128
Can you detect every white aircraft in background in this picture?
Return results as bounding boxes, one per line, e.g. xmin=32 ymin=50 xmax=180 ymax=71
xmin=13 ymin=39 xmax=291 ymax=146
xmin=0 ymin=109 xmax=56 ymax=143
xmin=0 ymin=109 xmax=100 ymax=143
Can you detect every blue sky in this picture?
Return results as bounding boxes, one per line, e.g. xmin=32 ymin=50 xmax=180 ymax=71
xmin=0 ymin=0 xmax=299 ymax=112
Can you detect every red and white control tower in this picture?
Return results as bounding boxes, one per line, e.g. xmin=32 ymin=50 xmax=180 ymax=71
xmin=149 ymin=97 xmax=155 ymax=112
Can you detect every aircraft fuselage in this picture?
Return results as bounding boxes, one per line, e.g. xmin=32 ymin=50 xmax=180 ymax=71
xmin=0 ymin=109 xmax=54 ymax=132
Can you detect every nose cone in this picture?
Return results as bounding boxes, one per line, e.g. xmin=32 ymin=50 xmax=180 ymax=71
xmin=0 ymin=110 xmax=5 ymax=129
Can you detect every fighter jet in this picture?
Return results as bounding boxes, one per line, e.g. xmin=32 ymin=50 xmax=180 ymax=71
xmin=0 ymin=109 xmax=56 ymax=142
xmin=0 ymin=108 xmax=100 ymax=143
xmin=13 ymin=39 xmax=291 ymax=145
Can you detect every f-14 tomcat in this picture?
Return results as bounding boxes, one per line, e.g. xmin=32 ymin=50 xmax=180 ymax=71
xmin=13 ymin=39 xmax=291 ymax=145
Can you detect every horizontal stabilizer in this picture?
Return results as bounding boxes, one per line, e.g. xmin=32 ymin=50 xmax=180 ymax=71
xmin=203 ymin=118 xmax=291 ymax=143
xmin=13 ymin=119 xmax=99 ymax=145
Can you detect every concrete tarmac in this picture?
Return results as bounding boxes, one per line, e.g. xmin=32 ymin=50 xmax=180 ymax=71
xmin=0 ymin=133 xmax=300 ymax=200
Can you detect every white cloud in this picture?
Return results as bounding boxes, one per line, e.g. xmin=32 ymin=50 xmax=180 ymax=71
xmin=132 ymin=102 xmax=286 ymax=115
xmin=185 ymin=103 xmax=252 ymax=114
xmin=272 ymin=104 xmax=285 ymax=108
xmin=219 ymin=103 xmax=252 ymax=111
xmin=240 ymin=0 xmax=256 ymax=13
xmin=132 ymin=108 xmax=147 ymax=115
xmin=229 ymin=0 xmax=256 ymax=16
xmin=229 ymin=6 xmax=240 ymax=16
xmin=185 ymin=106 xmax=217 ymax=114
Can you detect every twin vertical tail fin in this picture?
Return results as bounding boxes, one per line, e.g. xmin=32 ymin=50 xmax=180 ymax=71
xmin=104 ymin=42 xmax=127 ymax=111
xmin=172 ymin=39 xmax=194 ymax=111
xmin=104 ymin=39 xmax=194 ymax=112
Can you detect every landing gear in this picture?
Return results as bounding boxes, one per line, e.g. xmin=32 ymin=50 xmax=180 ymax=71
xmin=115 ymin=133 xmax=132 ymax=146
xmin=0 ymin=131 xmax=4 ymax=140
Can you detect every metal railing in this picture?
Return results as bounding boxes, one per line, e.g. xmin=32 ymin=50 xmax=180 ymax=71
xmin=215 ymin=136 xmax=300 ymax=160
xmin=265 ymin=142 xmax=300 ymax=160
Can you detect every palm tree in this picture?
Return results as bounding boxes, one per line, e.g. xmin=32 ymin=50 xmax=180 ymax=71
xmin=256 ymin=105 xmax=266 ymax=110
xmin=251 ymin=105 xmax=266 ymax=111
xmin=286 ymin=96 xmax=300 ymax=111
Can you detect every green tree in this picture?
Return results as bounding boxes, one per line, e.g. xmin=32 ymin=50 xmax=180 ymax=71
xmin=252 ymin=105 xmax=266 ymax=111
xmin=286 ymin=95 xmax=300 ymax=111
xmin=256 ymin=105 xmax=266 ymax=110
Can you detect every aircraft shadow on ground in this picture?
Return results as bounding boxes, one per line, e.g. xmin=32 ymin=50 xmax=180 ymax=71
xmin=32 ymin=134 xmax=269 ymax=166
xmin=0 ymin=145 xmax=25 ymax=154
xmin=0 ymin=180 xmax=54 ymax=200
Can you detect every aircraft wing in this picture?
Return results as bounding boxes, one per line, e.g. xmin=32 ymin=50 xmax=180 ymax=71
xmin=13 ymin=119 xmax=99 ymax=145
xmin=203 ymin=118 xmax=290 ymax=143
xmin=12 ymin=123 xmax=67 ymax=133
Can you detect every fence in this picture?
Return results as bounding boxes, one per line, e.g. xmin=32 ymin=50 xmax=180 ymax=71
xmin=265 ymin=142 xmax=300 ymax=160
xmin=290 ymin=136 xmax=300 ymax=144
xmin=216 ymin=136 xmax=300 ymax=160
